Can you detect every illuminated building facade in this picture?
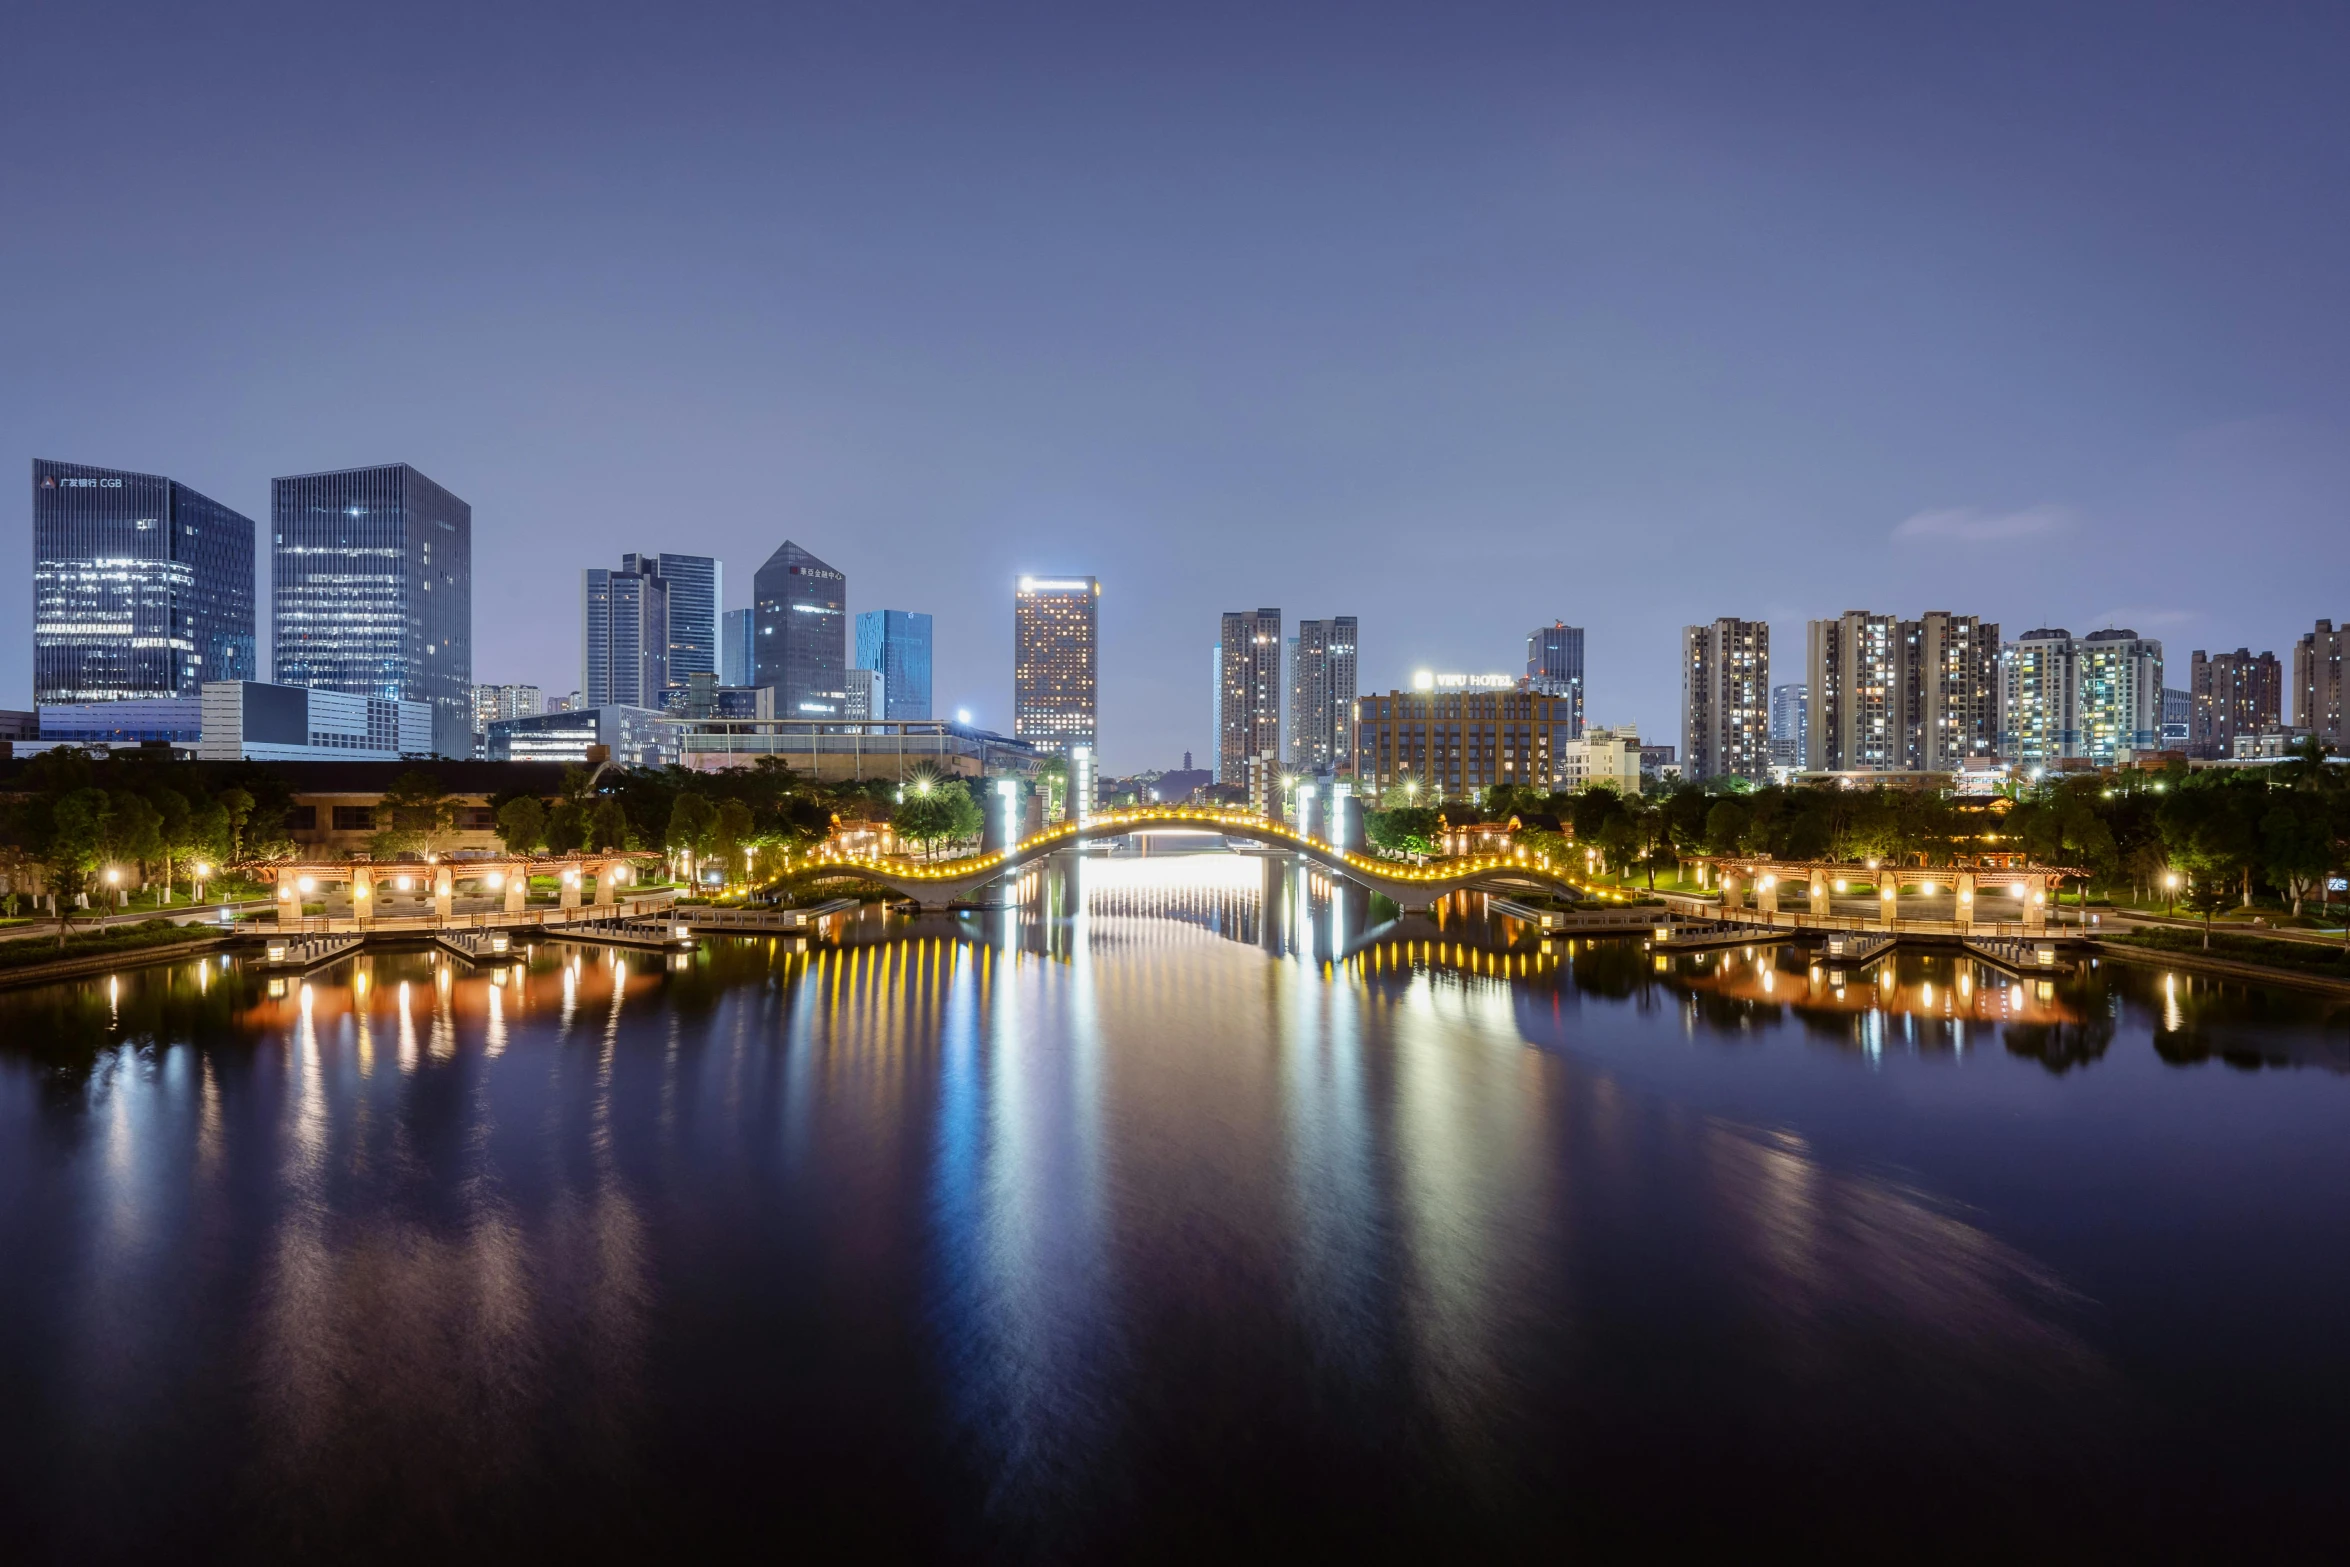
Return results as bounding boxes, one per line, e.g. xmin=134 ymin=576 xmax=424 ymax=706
xmin=33 ymin=458 xmax=255 ymax=703
xmin=2189 ymin=646 xmax=2282 ymax=759
xmin=855 ymin=609 xmax=933 ymax=719
xmin=1353 ymin=688 xmax=1575 ymax=798
xmin=272 ymin=463 xmax=473 ymax=757
xmin=1769 ymin=682 xmax=1807 ymax=769
xmin=583 ymin=557 xmax=669 ymax=709
xmin=645 ymin=553 xmax=721 ymax=684
xmin=1218 ymin=608 xmax=1283 ymax=782
xmin=752 ymin=540 xmax=846 ymax=718
xmin=722 ymin=607 xmax=754 ymax=688
xmin=1525 ymin=621 xmax=1586 ymax=735
xmin=1288 ymin=615 xmax=1358 ymax=775
xmin=1908 ymin=611 xmax=2003 ymax=771
xmin=2072 ymin=629 xmax=2163 ymax=763
xmin=1013 ymin=575 xmax=1098 ymax=754
xmin=1807 ymin=611 xmax=1904 ymax=772
xmin=198 ymin=680 xmax=432 ymax=762
xmin=2000 ymin=628 xmax=2076 ymax=767
xmin=2294 ymin=620 xmax=2347 ymax=749
xmin=1681 ymin=617 xmax=1771 ymax=782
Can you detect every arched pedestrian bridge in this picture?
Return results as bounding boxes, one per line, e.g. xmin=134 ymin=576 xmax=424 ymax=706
xmin=800 ymin=806 xmax=1583 ymax=911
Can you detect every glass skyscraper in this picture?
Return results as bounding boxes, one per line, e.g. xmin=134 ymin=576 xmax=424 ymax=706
xmin=753 ymin=541 xmax=846 ymax=717
xmin=855 ymin=609 xmax=933 ymax=720
xmin=33 ymin=458 xmax=255 ymax=703
xmin=640 ymin=552 xmax=719 ymax=683
xmin=1525 ymin=621 xmax=1585 ymax=736
xmin=722 ymin=608 xmax=754 ymax=687
xmin=583 ymin=557 xmax=669 ymax=708
xmin=272 ymin=463 xmax=473 ymax=757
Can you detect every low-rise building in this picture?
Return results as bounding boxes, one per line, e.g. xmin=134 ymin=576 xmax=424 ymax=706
xmin=267 ymin=761 xmax=573 ymax=856
xmin=38 ymin=696 xmax=205 ymax=744
xmin=666 ymin=717 xmax=1042 ymax=781
xmin=1558 ymin=726 xmax=1643 ymax=794
xmin=485 ymin=705 xmax=677 ymax=767
xmin=1353 ymin=688 xmax=1575 ymax=798
xmin=200 ymin=681 xmax=433 ymax=762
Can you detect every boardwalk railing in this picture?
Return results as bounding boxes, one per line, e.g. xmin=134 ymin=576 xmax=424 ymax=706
xmin=670 ymin=899 xmax=861 ymax=932
xmin=1655 ymin=894 xmax=2080 ymax=942
xmin=267 ymin=892 xmax=678 ymax=937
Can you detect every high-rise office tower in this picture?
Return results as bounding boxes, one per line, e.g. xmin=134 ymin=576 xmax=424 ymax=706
xmin=636 ymin=553 xmax=719 ymax=684
xmin=33 ymin=459 xmax=256 ymax=703
xmin=1219 ymin=608 xmax=1283 ymax=784
xmin=583 ymin=556 xmax=670 ymax=708
xmin=855 ymin=609 xmax=934 ymax=719
xmin=1288 ymin=615 xmax=1358 ymax=774
xmin=1806 ymin=612 xmax=1904 ymax=772
xmin=722 ymin=607 xmax=754 ymax=688
xmin=2294 ymin=620 xmax=2347 ymax=749
xmin=1908 ymin=612 xmax=2003 ymax=771
xmin=2000 ymin=629 xmax=2076 ymax=766
xmin=1525 ymin=622 xmax=1586 ymax=736
xmin=1769 ymin=682 xmax=1808 ymax=769
xmin=2072 ymin=629 xmax=2163 ymax=763
xmin=272 ymin=463 xmax=472 ymax=757
xmin=2190 ymin=647 xmax=2283 ymax=758
xmin=752 ymin=541 xmax=846 ymax=717
xmin=1681 ymin=618 xmax=1771 ymax=782
xmin=1013 ymin=575 xmax=1099 ymax=753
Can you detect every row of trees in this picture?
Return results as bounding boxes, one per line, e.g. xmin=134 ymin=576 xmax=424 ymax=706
xmin=4 ymin=749 xmax=290 ymax=945
xmin=1362 ymin=743 xmax=2350 ymax=918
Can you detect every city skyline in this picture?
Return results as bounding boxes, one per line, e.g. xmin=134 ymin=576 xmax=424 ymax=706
xmin=7 ymin=7 xmax=2345 ymax=771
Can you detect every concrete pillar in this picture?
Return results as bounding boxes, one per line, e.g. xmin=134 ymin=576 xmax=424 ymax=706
xmin=983 ymin=779 xmax=1021 ymax=852
xmin=1955 ymin=872 xmax=1977 ymax=931
xmin=1879 ymin=869 xmax=1899 ymax=929
xmin=2024 ymin=873 xmax=2048 ymax=931
xmin=1809 ymin=871 xmax=1830 ymax=917
xmin=559 ymin=866 xmax=582 ymax=911
xmin=1720 ymin=871 xmax=1743 ymax=911
xmin=433 ymin=867 xmax=454 ymax=921
xmin=594 ymin=863 xmax=620 ymax=907
xmin=1756 ymin=874 xmax=1780 ymax=917
xmin=1331 ymin=789 xmax=1361 ymax=853
xmin=352 ymin=867 xmax=375 ymax=924
xmin=504 ymin=868 xmax=527 ymax=915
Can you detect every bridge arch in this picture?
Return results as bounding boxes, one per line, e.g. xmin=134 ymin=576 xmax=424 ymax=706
xmin=800 ymin=806 xmax=1583 ymax=910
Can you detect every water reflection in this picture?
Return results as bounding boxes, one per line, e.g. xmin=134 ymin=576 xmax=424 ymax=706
xmin=0 ymin=856 xmax=2346 ymax=1557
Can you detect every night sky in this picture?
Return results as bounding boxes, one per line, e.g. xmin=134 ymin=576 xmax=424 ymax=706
xmin=5 ymin=1 xmax=2346 ymax=770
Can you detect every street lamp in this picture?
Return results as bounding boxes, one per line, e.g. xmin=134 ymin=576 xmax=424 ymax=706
xmin=105 ymin=866 xmax=124 ymax=908
xmin=2165 ymin=870 xmax=2180 ymax=916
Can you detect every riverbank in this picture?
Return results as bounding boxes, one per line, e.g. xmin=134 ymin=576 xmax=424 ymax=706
xmin=2094 ymin=928 xmax=2350 ymax=997
xmin=0 ymin=921 xmax=234 ymax=990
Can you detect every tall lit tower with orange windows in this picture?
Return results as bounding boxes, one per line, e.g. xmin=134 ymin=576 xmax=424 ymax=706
xmin=1013 ymin=575 xmax=1099 ymax=757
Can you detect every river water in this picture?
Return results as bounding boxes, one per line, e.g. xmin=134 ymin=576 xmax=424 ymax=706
xmin=3 ymin=853 xmax=2346 ymax=1560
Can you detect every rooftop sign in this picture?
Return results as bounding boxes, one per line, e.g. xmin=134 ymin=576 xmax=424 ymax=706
xmin=1411 ymin=671 xmax=1514 ymax=690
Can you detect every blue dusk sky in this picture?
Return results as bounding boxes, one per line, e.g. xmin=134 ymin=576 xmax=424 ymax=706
xmin=4 ymin=1 xmax=2346 ymax=770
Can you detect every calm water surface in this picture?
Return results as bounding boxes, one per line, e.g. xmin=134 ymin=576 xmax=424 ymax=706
xmin=3 ymin=853 xmax=2347 ymax=1561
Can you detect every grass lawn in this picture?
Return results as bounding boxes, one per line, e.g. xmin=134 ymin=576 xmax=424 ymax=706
xmin=2104 ymin=924 xmax=2350 ymax=979
xmin=0 ymin=918 xmax=224 ymax=973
